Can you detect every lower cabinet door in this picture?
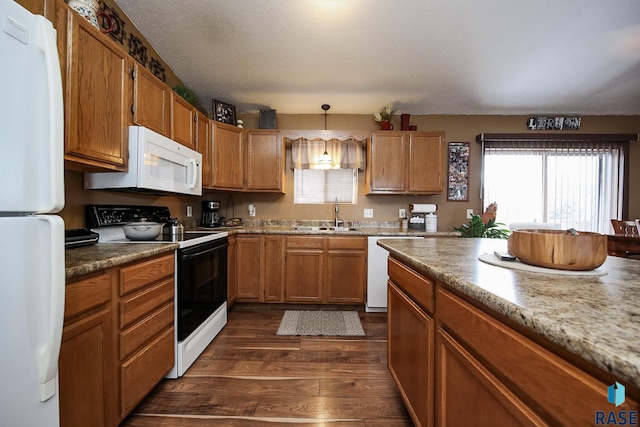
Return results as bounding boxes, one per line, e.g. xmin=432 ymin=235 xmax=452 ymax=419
xmin=436 ymin=329 xmax=546 ymax=427
xmin=59 ymin=307 xmax=116 ymax=427
xmin=388 ymin=282 xmax=433 ymax=427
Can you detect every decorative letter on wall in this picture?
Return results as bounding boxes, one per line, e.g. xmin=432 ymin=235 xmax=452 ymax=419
xmin=448 ymin=142 xmax=470 ymax=202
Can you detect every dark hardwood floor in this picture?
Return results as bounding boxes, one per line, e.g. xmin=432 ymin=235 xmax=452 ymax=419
xmin=122 ymin=303 xmax=413 ymax=426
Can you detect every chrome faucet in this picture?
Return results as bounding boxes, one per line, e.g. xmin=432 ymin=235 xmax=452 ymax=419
xmin=334 ymin=198 xmax=341 ymax=227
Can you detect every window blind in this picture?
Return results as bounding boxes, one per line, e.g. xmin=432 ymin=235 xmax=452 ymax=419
xmin=478 ymin=134 xmax=634 ymax=234
xmin=294 ymin=168 xmax=357 ymax=204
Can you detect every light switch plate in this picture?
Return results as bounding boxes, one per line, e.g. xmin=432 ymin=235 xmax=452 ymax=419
xmin=364 ymin=208 xmax=374 ymax=218
xmin=466 ymin=209 xmax=474 ymax=219
xmin=399 ymin=208 xmax=406 ymax=218
xmin=186 ymin=205 xmax=193 ymax=217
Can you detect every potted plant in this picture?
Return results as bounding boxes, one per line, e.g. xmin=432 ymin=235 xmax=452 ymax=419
xmin=374 ymin=104 xmax=396 ymax=130
xmin=453 ymin=202 xmax=509 ymax=239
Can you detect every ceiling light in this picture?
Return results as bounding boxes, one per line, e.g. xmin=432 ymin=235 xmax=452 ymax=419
xmin=316 ymin=104 xmax=332 ymax=169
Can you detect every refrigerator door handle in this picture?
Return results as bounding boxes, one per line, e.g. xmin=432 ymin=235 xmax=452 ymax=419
xmin=34 ymin=13 xmax=64 ymax=213
xmin=36 ymin=215 xmax=65 ymax=402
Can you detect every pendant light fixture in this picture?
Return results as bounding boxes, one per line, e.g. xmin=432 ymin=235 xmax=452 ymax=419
xmin=316 ymin=104 xmax=332 ymax=169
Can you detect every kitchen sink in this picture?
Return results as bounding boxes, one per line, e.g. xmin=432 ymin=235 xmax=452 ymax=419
xmin=293 ymin=226 xmax=328 ymax=231
xmin=292 ymin=226 xmax=357 ymax=232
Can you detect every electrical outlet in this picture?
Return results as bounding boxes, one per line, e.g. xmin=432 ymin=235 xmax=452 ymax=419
xmin=186 ymin=205 xmax=193 ymax=217
xmin=399 ymin=208 xmax=406 ymax=218
xmin=364 ymin=208 xmax=374 ymax=218
xmin=466 ymin=209 xmax=474 ymax=219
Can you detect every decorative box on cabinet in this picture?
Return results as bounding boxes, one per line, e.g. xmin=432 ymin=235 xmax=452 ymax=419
xmin=62 ymin=4 xmax=129 ymax=171
xmin=366 ymin=131 xmax=445 ymax=194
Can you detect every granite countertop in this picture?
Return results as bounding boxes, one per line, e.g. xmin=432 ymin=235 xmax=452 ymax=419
xmin=64 ymin=225 xmax=455 ymax=280
xmin=65 ymin=243 xmax=178 ymax=280
xmin=218 ymin=225 xmax=459 ymax=238
xmin=377 ymin=237 xmax=640 ymax=389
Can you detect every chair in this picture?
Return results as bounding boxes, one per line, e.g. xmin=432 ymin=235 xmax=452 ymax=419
xmin=509 ymin=222 xmax=562 ymax=231
xmin=611 ymin=219 xmax=638 ymax=237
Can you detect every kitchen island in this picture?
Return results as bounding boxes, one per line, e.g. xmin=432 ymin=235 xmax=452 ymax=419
xmin=378 ymin=237 xmax=640 ymax=426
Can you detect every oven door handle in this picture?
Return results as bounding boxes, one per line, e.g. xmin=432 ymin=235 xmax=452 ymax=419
xmin=182 ymin=243 xmax=228 ymax=260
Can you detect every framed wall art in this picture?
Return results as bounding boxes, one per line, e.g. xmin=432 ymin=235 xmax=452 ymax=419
xmin=447 ymin=142 xmax=470 ymax=202
xmin=213 ymin=99 xmax=236 ymax=125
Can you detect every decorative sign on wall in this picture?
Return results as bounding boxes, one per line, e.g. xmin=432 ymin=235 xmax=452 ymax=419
xmin=213 ymin=100 xmax=237 ymax=125
xmin=98 ymin=2 xmax=167 ymax=82
xmin=448 ymin=142 xmax=470 ymax=202
xmin=527 ymin=116 xmax=581 ymax=130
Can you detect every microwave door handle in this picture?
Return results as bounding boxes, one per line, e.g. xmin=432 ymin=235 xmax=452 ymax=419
xmin=188 ymin=158 xmax=197 ymax=189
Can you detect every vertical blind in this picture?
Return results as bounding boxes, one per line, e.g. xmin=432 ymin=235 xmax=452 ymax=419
xmin=480 ymin=135 xmax=633 ymax=233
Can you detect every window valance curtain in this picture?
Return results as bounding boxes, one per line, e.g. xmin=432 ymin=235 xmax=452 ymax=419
xmin=289 ymin=138 xmax=366 ymax=170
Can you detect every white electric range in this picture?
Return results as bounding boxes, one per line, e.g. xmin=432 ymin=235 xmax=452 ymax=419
xmin=86 ymin=205 xmax=229 ymax=378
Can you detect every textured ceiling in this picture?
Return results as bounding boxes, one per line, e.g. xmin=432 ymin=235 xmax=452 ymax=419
xmin=114 ymin=0 xmax=640 ymax=117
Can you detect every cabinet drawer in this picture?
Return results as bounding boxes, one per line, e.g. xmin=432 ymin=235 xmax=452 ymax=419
xmin=65 ymin=271 xmax=112 ymax=319
xmin=120 ymin=327 xmax=174 ymax=417
xmin=119 ymin=254 xmax=174 ymax=296
xmin=286 ymin=236 xmax=324 ymax=249
xmin=120 ymin=302 xmax=174 ymax=360
xmin=120 ymin=278 xmax=174 ymax=329
xmin=388 ymin=257 xmax=434 ymax=314
xmin=328 ymin=236 xmax=366 ymax=250
xmin=437 ymin=288 xmax=640 ymax=425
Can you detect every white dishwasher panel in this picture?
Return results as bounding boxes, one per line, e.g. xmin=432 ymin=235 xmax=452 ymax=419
xmin=367 ymin=236 xmax=423 ymax=312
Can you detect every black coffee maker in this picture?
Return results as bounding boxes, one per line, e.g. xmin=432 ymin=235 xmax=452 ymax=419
xmin=201 ymin=201 xmax=221 ymax=228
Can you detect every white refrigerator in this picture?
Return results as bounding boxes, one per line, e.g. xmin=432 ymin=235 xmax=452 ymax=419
xmin=0 ymin=0 xmax=65 ymax=426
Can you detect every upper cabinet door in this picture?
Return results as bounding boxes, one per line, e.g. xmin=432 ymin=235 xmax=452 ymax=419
xmin=408 ymin=132 xmax=445 ymax=193
xmin=211 ymin=121 xmax=244 ymax=190
xmin=195 ymin=111 xmax=212 ymax=189
xmin=367 ymin=132 xmax=407 ymax=193
xmin=170 ymin=93 xmax=195 ymax=149
xmin=245 ymin=130 xmax=284 ymax=192
xmin=64 ymin=9 xmax=129 ymax=171
xmin=132 ymin=63 xmax=170 ymax=137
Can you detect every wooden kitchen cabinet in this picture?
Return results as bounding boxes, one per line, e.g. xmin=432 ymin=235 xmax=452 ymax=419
xmin=15 ymin=0 xmax=55 ymax=21
xmin=285 ymin=236 xmax=324 ymax=303
xmin=264 ymin=235 xmax=286 ymax=302
xmin=131 ymin=63 xmax=170 ymax=137
xmin=63 ymin=6 xmax=129 ymax=171
xmin=366 ymin=131 xmax=445 ymax=194
xmin=284 ymin=236 xmax=366 ymax=304
xmin=387 ymin=259 xmax=434 ymax=427
xmin=234 ymin=234 xmax=285 ymax=302
xmin=60 ymin=271 xmax=118 ymax=427
xmin=209 ymin=125 xmax=284 ymax=192
xmin=118 ymin=254 xmax=175 ymax=420
xmin=386 ymin=256 xmax=640 ymax=427
xmin=170 ymin=92 xmax=196 ymax=149
xmin=235 ymin=235 xmax=262 ymax=300
xmin=245 ymin=130 xmax=285 ymax=192
xmin=326 ymin=237 xmax=367 ymax=304
xmin=196 ymin=111 xmax=212 ymax=188
xmin=211 ymin=121 xmax=244 ymax=190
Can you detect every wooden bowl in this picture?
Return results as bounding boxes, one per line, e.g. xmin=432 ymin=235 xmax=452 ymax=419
xmin=507 ymin=229 xmax=607 ymax=271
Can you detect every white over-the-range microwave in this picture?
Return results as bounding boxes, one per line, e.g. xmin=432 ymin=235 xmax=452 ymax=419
xmin=84 ymin=126 xmax=202 ymax=196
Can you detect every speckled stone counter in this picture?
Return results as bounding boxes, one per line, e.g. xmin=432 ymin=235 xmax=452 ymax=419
xmin=204 ymin=225 xmax=459 ymax=238
xmin=65 ymin=243 xmax=178 ymax=280
xmin=377 ymin=237 xmax=640 ymax=389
